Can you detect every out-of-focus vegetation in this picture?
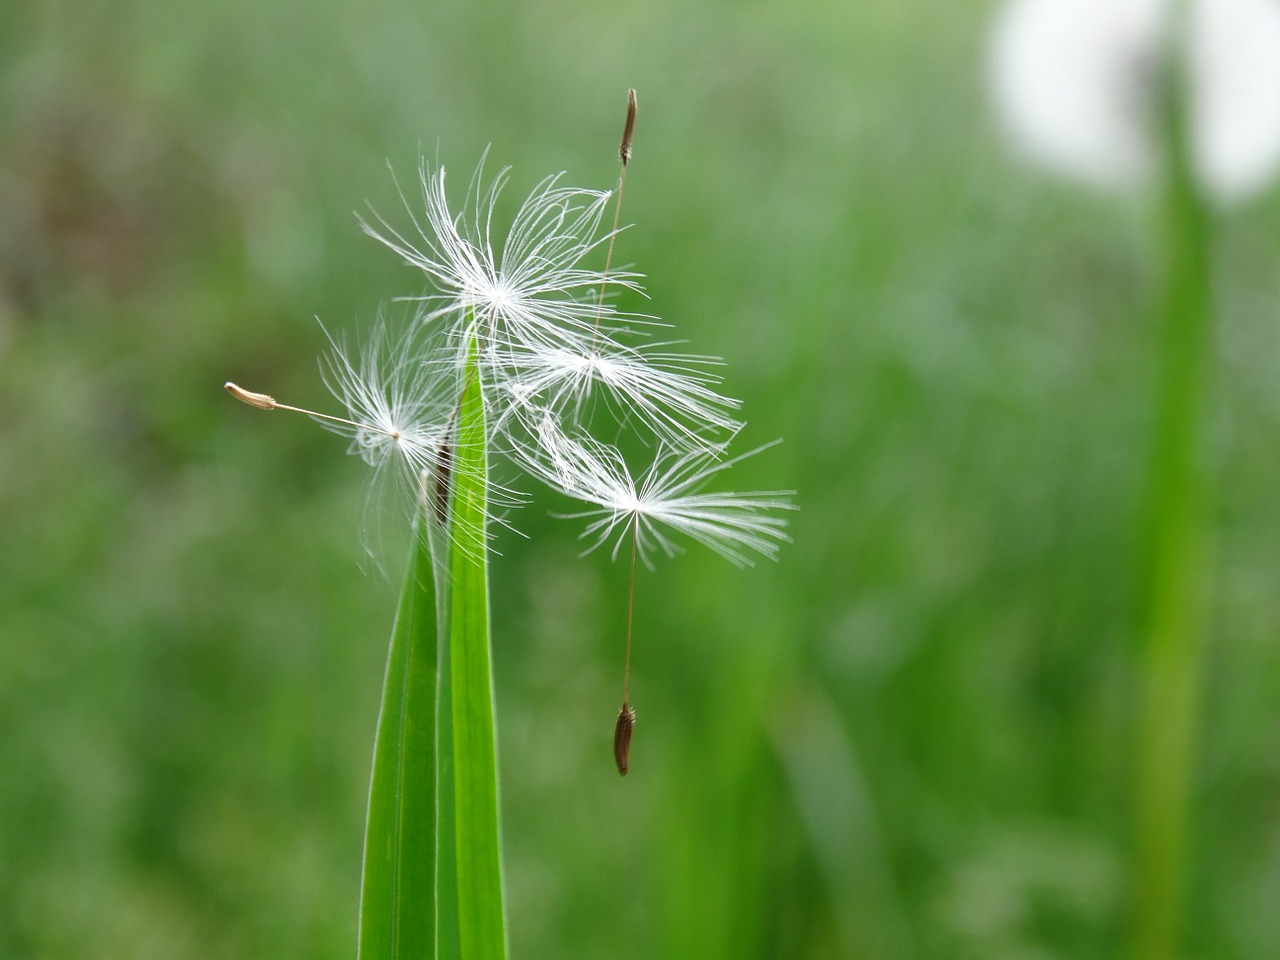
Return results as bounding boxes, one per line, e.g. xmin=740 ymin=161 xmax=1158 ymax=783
xmin=3 ymin=1 xmax=1280 ymax=958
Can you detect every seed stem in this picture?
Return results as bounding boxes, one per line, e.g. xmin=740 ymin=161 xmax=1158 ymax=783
xmin=613 ymin=513 xmax=641 ymax=776
xmin=224 ymin=381 xmax=401 ymax=439
xmin=623 ymin=512 xmax=638 ymax=709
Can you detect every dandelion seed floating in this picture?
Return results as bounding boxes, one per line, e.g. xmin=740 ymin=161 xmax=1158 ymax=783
xmin=515 ymin=414 xmax=795 ymax=775
xmin=225 ymin=318 xmax=477 ymax=552
xmin=224 ymin=380 xmax=405 ymax=444
xmin=361 ymin=158 xmax=644 ymax=354
xmin=600 ymin=88 xmax=645 ymax=775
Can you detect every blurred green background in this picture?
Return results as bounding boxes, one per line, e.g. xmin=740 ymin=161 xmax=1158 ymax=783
xmin=4 ymin=0 xmax=1280 ymax=957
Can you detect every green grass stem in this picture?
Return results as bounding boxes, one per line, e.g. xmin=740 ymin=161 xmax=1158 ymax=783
xmin=1132 ymin=55 xmax=1213 ymax=960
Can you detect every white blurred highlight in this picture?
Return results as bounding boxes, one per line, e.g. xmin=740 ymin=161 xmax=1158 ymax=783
xmin=989 ymin=0 xmax=1280 ymax=201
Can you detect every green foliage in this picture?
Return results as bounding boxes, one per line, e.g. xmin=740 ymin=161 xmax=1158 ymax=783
xmin=359 ymin=526 xmax=439 ymax=960
xmin=358 ymin=347 xmax=506 ymax=960
xmin=444 ymin=353 xmax=507 ymax=960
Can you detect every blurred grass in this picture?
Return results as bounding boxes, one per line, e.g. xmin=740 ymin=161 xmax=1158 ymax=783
xmin=4 ymin=0 xmax=1280 ymax=958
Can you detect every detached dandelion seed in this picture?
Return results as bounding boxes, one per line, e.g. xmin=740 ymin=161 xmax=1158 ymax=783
xmin=520 ymin=417 xmax=795 ymax=568
xmin=227 ymin=315 xmax=476 ymax=558
xmin=362 ymin=157 xmax=647 ymax=358
xmin=316 ymin=319 xmax=465 ymax=525
xmin=517 ymin=412 xmax=794 ymax=774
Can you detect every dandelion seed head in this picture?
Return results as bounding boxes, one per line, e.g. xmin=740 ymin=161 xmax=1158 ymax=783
xmin=312 ymin=313 xmax=470 ymax=548
xmin=617 ymin=491 xmax=644 ymax=514
xmin=362 ymin=156 xmax=644 ymax=358
xmin=494 ymin=339 xmax=742 ymax=446
xmin=988 ymin=0 xmax=1280 ymax=200
xmin=469 ymin=276 xmax=516 ymax=314
xmin=515 ymin=413 xmax=793 ymax=569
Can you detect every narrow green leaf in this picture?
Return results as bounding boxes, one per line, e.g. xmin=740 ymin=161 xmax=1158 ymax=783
xmin=1132 ymin=66 xmax=1213 ymax=960
xmin=446 ymin=350 xmax=508 ymax=960
xmin=357 ymin=524 xmax=439 ymax=960
xmin=436 ymin=569 xmax=461 ymax=960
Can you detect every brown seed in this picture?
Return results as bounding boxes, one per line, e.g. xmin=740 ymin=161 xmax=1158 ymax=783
xmin=619 ymin=89 xmax=637 ymax=167
xmin=613 ymin=702 xmax=636 ymax=776
xmin=431 ymin=439 xmax=454 ymax=525
xmin=224 ymin=382 xmax=277 ymax=411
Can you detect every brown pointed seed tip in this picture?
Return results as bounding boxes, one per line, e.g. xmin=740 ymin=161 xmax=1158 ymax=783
xmin=613 ymin=702 xmax=636 ymax=776
xmin=431 ymin=438 xmax=454 ymax=525
xmin=225 ymin=382 xmax=277 ymax=411
xmin=619 ymin=88 xmax=637 ymax=166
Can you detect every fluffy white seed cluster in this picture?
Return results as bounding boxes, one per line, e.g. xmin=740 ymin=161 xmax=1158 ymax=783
xmin=321 ymin=155 xmax=793 ymax=565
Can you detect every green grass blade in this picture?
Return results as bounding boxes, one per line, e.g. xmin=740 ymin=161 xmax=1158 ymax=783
xmin=445 ymin=352 xmax=508 ymax=960
xmin=1131 ymin=59 xmax=1213 ymax=960
xmin=436 ymin=570 xmax=461 ymax=960
xmin=357 ymin=524 xmax=439 ymax=960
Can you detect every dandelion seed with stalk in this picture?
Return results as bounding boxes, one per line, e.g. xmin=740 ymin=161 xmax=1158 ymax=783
xmin=516 ymin=413 xmax=795 ymax=772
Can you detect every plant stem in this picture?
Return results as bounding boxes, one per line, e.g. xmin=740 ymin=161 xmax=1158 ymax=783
xmin=594 ymin=88 xmax=635 ymax=345
xmin=1132 ymin=40 xmax=1213 ymax=960
xmin=623 ymin=513 xmax=638 ymax=708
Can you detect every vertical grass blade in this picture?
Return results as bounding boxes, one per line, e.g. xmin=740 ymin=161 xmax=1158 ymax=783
xmin=358 ymin=524 xmax=440 ymax=960
xmin=445 ymin=345 xmax=508 ymax=960
xmin=1131 ymin=51 xmax=1213 ymax=960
